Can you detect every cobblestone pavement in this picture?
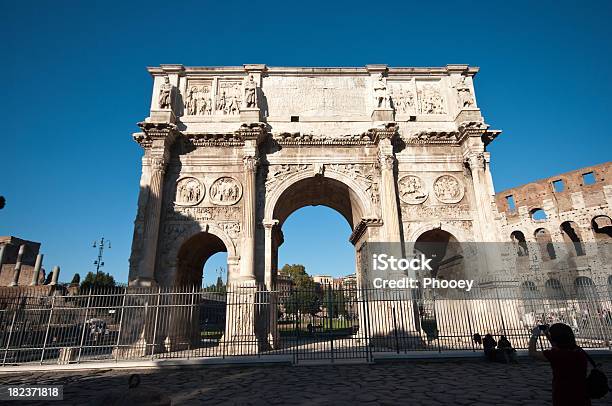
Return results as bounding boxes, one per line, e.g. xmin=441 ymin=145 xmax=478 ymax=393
xmin=1 ymin=358 xmax=611 ymax=405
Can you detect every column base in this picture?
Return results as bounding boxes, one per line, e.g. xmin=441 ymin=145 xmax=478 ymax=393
xmin=221 ymin=281 xmax=261 ymax=355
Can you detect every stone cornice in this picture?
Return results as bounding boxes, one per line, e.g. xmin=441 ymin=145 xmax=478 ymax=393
xmin=406 ymin=130 xmax=460 ymax=145
xmin=133 ymin=122 xmax=179 ymax=148
xmin=147 ymin=65 xmax=480 ymax=77
xmin=456 ymin=121 xmax=490 ymax=144
xmin=349 ymin=217 xmax=383 ymax=245
xmin=235 ymin=122 xmax=267 ymax=146
xmin=274 ymin=132 xmax=378 ymax=146
xmin=183 ymin=132 xmax=245 ymax=147
xmin=482 ymin=129 xmax=502 ymax=147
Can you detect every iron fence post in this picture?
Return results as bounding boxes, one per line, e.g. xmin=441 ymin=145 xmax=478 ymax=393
xmin=76 ymin=288 xmax=93 ymax=363
xmin=392 ymin=306 xmax=400 ymax=354
xmin=114 ymin=287 xmax=128 ymax=362
xmin=2 ymin=310 xmax=18 ymax=366
xmin=362 ymin=287 xmax=373 ymax=363
xmin=39 ymin=294 xmax=56 ymax=364
xmin=151 ymin=287 xmax=161 ymax=359
xmin=187 ymin=284 xmax=195 ymax=359
xmin=494 ymin=282 xmax=507 ymax=336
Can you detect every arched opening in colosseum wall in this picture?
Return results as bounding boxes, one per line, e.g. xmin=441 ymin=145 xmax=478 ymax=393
xmin=592 ymin=215 xmax=612 ymax=240
xmin=510 ymin=230 xmax=529 ymax=257
xmin=534 ymin=228 xmax=556 ymax=261
xmin=575 ymin=276 xmax=598 ymax=300
xmin=545 ymin=278 xmax=567 ymax=300
xmin=530 ymin=208 xmax=548 ymax=221
xmin=560 ymin=221 xmax=585 ymax=257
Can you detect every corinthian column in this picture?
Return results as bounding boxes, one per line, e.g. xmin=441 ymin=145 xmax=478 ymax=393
xmin=131 ymin=122 xmax=178 ymax=286
xmin=235 ymin=123 xmax=267 ymax=284
xmin=139 ymin=155 xmax=167 ymax=283
xmin=376 ymin=125 xmax=401 ymax=243
xmin=466 ymin=152 xmax=497 ymax=242
xmin=240 ymin=155 xmax=259 ymax=282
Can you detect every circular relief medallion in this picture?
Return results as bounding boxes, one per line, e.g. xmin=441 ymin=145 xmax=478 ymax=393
xmin=433 ymin=174 xmax=464 ymax=204
xmin=398 ymin=175 xmax=428 ymax=204
xmin=209 ymin=177 xmax=242 ymax=206
xmin=175 ymin=177 xmax=204 ymax=206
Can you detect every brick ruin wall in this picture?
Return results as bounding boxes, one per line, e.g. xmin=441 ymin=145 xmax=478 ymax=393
xmin=495 ymin=161 xmax=612 ymax=287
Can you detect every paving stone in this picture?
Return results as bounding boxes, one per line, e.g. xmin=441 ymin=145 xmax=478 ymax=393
xmin=1 ymin=358 xmax=610 ymax=405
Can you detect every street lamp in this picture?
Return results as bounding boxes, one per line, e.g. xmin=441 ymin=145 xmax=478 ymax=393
xmin=93 ymin=237 xmax=111 ymax=277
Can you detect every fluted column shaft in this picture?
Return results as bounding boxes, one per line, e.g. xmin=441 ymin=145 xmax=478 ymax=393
xmin=240 ymin=155 xmax=258 ymax=282
xmin=140 ymin=157 xmax=167 ymax=282
xmin=467 ymin=153 xmax=495 ymax=241
xmin=378 ymin=139 xmax=401 ymax=243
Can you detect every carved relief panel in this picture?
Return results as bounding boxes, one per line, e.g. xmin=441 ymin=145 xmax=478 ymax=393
xmin=175 ymin=177 xmax=205 ymax=206
xmin=216 ymin=80 xmax=242 ymax=115
xmin=184 ymin=80 xmax=213 ymax=116
xmin=398 ymin=175 xmax=428 ymax=204
xmin=433 ymin=174 xmax=464 ymax=204
xmin=388 ymin=80 xmax=416 ymax=116
xmin=210 ymin=177 xmax=242 ymax=205
xmin=416 ymin=80 xmax=447 ymax=115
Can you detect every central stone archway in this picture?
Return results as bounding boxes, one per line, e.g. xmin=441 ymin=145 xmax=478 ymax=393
xmin=262 ymin=169 xmax=374 ymax=289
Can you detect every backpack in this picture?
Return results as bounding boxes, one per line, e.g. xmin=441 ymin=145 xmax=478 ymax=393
xmin=582 ymin=348 xmax=610 ymax=399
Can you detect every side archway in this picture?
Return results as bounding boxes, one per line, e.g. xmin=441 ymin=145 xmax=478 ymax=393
xmin=167 ymin=224 xmax=237 ymax=286
xmin=413 ymin=228 xmax=464 ymax=280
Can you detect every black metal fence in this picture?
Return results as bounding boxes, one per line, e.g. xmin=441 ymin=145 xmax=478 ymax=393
xmin=1 ymin=277 xmax=611 ymax=366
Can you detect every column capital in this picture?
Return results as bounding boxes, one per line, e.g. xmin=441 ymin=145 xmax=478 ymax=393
xmin=150 ymin=155 xmax=168 ymax=172
xmin=378 ymin=151 xmax=395 ymax=171
xmin=262 ymin=219 xmax=279 ymax=229
xmin=464 ymin=152 xmax=487 ymax=171
xmin=371 ymin=122 xmax=398 ymax=144
xmin=243 ymin=155 xmax=260 ymax=172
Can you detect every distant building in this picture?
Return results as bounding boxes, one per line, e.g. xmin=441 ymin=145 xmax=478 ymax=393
xmin=312 ymin=275 xmax=333 ymax=286
xmin=0 ymin=236 xmax=46 ymax=286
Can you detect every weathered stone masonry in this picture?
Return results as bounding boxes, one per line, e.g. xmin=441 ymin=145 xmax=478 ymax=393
xmin=128 ymin=64 xmax=504 ymax=289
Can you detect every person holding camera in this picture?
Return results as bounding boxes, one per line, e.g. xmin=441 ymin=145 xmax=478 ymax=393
xmin=529 ymin=323 xmax=590 ymax=406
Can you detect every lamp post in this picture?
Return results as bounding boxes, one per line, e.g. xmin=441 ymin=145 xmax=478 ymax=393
xmin=93 ymin=237 xmax=111 ymax=277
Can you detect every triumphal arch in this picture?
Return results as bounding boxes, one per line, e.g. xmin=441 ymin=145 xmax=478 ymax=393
xmin=129 ymin=63 xmax=502 ymax=291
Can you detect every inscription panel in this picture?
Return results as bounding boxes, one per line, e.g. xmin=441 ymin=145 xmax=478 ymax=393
xmin=263 ymin=76 xmax=367 ymax=118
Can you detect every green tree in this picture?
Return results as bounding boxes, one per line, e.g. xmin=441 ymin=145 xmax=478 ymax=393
xmin=70 ymin=273 xmax=81 ymax=285
xmin=322 ymin=289 xmax=348 ymax=318
xmin=80 ymin=271 xmax=116 ymax=291
xmin=280 ymin=264 xmax=321 ymax=317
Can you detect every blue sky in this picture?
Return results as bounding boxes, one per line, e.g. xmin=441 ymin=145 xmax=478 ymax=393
xmin=2 ymin=1 xmax=611 ymax=286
